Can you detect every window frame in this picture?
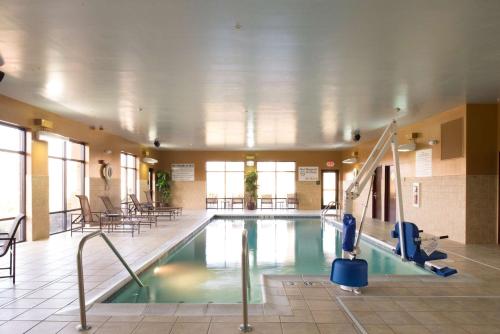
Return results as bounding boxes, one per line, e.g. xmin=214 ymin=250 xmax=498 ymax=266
xmin=256 ymin=161 xmax=296 ymax=199
xmin=120 ymin=152 xmax=137 ymax=203
xmin=206 ymin=161 xmax=245 ymax=199
xmin=0 ymin=121 xmax=27 ymax=241
xmin=48 ymin=139 xmax=86 ymax=235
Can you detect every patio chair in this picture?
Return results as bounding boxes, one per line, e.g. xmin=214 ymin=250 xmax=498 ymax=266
xmin=72 ymin=195 xmax=138 ymax=236
xmin=0 ymin=215 xmax=24 ymax=284
xmin=261 ymin=194 xmax=274 ymax=209
xmin=286 ymin=193 xmax=299 ymax=209
xmin=206 ymin=194 xmax=218 ymax=209
xmin=129 ymin=194 xmax=175 ymax=220
xmin=100 ymin=195 xmax=156 ymax=229
xmin=231 ymin=197 xmax=244 ymax=209
xmin=144 ymin=191 xmax=182 ymax=216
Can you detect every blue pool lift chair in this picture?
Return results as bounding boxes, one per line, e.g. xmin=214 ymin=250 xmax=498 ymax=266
xmin=392 ymin=222 xmax=457 ymax=277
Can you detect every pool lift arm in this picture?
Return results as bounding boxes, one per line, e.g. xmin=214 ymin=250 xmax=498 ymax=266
xmin=343 ymin=119 xmax=406 ymax=260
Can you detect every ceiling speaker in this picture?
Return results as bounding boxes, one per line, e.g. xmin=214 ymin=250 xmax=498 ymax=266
xmin=0 ymin=71 xmax=4 ymax=82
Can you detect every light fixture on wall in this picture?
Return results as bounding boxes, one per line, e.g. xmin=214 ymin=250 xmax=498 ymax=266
xmin=342 ymin=152 xmax=358 ymax=164
xmin=104 ymin=149 xmax=112 ymax=155
xmin=428 ymin=139 xmax=439 ymax=146
xmin=35 ymin=130 xmax=69 ymax=142
xmin=142 ymin=150 xmax=158 ymax=165
xmin=398 ymin=133 xmax=418 ymax=152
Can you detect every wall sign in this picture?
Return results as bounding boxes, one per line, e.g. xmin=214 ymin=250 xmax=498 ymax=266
xmin=298 ymin=166 xmax=319 ymax=181
xmin=326 ymin=161 xmax=335 ymax=168
xmin=171 ymin=163 xmax=195 ymax=181
xmin=415 ymin=149 xmax=432 ymax=177
xmin=412 ymin=182 xmax=420 ymax=208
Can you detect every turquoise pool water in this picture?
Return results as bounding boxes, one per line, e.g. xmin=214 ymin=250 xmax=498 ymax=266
xmin=107 ymin=218 xmax=428 ymax=304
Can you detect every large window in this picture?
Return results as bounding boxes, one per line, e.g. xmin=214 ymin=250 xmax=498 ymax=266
xmin=257 ymin=161 xmax=296 ymax=198
xmin=206 ymin=161 xmax=244 ymax=198
xmin=121 ymin=152 xmax=137 ymax=202
xmin=48 ymin=138 xmax=86 ymax=234
xmin=0 ymin=123 xmax=26 ymax=241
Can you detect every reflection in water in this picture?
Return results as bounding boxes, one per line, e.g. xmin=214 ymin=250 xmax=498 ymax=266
xmin=108 ymin=218 xmax=428 ymax=304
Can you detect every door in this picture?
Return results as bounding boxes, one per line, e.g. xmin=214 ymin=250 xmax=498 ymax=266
xmin=372 ymin=167 xmax=382 ymax=220
xmin=148 ymin=168 xmax=155 ymax=200
xmin=321 ymin=170 xmax=339 ymax=209
xmin=384 ymin=165 xmax=397 ymax=223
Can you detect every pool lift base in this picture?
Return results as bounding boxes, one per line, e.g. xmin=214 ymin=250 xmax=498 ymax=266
xmin=76 ymin=324 xmax=91 ymax=332
xmin=239 ymin=324 xmax=253 ymax=332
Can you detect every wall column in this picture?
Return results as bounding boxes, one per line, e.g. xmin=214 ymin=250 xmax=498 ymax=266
xmin=27 ymin=139 xmax=50 ymax=241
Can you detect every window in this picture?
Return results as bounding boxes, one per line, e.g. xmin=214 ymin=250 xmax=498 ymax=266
xmin=206 ymin=161 xmax=244 ymax=198
xmin=48 ymin=138 xmax=86 ymax=234
xmin=0 ymin=122 xmax=26 ymax=241
xmin=121 ymin=152 xmax=137 ymax=202
xmin=257 ymin=161 xmax=295 ymax=198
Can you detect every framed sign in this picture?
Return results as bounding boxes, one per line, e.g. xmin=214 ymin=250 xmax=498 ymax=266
xmin=298 ymin=166 xmax=319 ymax=181
xmin=416 ymin=149 xmax=432 ymax=177
xmin=171 ymin=163 xmax=195 ymax=181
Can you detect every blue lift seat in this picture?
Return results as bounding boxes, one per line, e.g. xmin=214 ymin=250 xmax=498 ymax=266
xmin=392 ymin=222 xmax=447 ymax=266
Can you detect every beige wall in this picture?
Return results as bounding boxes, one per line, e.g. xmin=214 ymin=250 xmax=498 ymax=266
xmin=158 ymin=150 xmax=343 ymax=210
xmin=0 ymin=94 xmax=158 ymax=240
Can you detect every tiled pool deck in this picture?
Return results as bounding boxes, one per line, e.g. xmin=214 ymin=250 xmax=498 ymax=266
xmin=0 ymin=210 xmax=500 ymax=333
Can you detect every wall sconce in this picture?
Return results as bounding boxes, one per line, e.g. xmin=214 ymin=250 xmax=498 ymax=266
xmin=398 ymin=133 xmax=418 ymax=152
xmin=428 ymin=139 xmax=439 ymax=146
xmin=104 ymin=149 xmax=112 ymax=155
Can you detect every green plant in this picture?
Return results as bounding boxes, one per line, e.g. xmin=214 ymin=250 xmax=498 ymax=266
xmin=244 ymin=171 xmax=258 ymax=209
xmin=156 ymin=170 xmax=172 ymax=204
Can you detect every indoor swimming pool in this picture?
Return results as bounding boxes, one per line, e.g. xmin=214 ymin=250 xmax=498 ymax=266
xmin=107 ymin=217 xmax=429 ymax=304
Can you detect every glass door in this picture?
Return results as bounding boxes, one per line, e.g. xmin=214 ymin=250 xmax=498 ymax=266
xmin=321 ymin=170 xmax=338 ymax=209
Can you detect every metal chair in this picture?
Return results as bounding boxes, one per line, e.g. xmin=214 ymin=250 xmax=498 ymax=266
xmin=144 ymin=191 xmax=182 ymax=216
xmin=129 ymin=194 xmax=175 ymax=220
xmin=286 ymin=193 xmax=299 ymax=209
xmin=0 ymin=215 xmax=24 ymax=284
xmin=260 ymin=194 xmax=274 ymax=209
xmin=100 ymin=195 xmax=156 ymax=229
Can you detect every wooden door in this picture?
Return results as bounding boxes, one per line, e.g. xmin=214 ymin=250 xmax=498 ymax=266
xmin=385 ymin=165 xmax=397 ymax=223
xmin=372 ymin=167 xmax=382 ymax=220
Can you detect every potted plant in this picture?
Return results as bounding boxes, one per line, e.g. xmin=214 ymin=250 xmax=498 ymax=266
xmin=244 ymin=171 xmax=258 ymax=210
xmin=156 ymin=170 xmax=172 ymax=206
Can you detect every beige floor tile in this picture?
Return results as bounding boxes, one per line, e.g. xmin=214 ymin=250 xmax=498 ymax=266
xmin=132 ymin=321 xmax=173 ymax=334
xmin=0 ymin=320 xmax=39 ymax=334
xmin=175 ymin=315 xmax=211 ymax=322
xmin=95 ymin=321 xmax=140 ymax=334
xmin=411 ymin=311 xmax=453 ymax=325
xmin=363 ymin=324 xmax=395 ymax=334
xmin=424 ymin=325 xmax=469 ymax=334
xmin=14 ymin=308 xmax=55 ymax=321
xmin=3 ymin=298 xmax=45 ymax=308
xmin=306 ymin=300 xmax=340 ymax=311
xmin=351 ymin=311 xmax=385 ymax=325
xmin=25 ymin=320 xmax=69 ymax=333
xmin=170 ymin=322 xmax=209 ymax=334
xmin=0 ymin=308 xmax=29 ymax=320
xmin=208 ymin=322 xmax=282 ymax=334
xmin=281 ymin=322 xmax=319 ymax=334
xmin=376 ymin=311 xmax=419 ymax=325
xmin=462 ymin=325 xmax=500 ymax=333
xmin=317 ymin=323 xmax=357 ymax=334
xmin=390 ymin=325 xmax=432 ymax=334
xmin=310 ymin=310 xmax=350 ymax=324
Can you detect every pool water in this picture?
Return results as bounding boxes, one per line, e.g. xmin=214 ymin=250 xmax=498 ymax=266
xmin=107 ymin=218 xmax=428 ymax=304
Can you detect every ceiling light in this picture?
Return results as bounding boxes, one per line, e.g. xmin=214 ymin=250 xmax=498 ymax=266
xmin=342 ymin=152 xmax=358 ymax=164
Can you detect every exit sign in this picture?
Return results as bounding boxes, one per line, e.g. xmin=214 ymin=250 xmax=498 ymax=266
xmin=326 ymin=161 xmax=335 ymax=167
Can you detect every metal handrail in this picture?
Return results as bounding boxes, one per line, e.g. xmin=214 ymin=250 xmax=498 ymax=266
xmin=321 ymin=201 xmax=338 ymax=217
xmin=76 ymin=231 xmax=144 ymax=331
xmin=239 ymin=229 xmax=252 ymax=332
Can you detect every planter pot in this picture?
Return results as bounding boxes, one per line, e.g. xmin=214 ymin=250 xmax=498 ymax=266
xmin=246 ymin=202 xmax=256 ymax=210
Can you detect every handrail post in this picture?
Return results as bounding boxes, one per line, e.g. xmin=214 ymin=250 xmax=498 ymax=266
xmin=76 ymin=231 xmax=145 ymax=331
xmin=239 ymin=229 xmax=252 ymax=332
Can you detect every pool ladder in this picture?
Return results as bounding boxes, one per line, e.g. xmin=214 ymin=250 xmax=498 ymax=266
xmin=76 ymin=230 xmax=145 ymax=331
xmin=321 ymin=201 xmax=340 ymax=218
xmin=240 ymin=229 xmax=252 ymax=332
